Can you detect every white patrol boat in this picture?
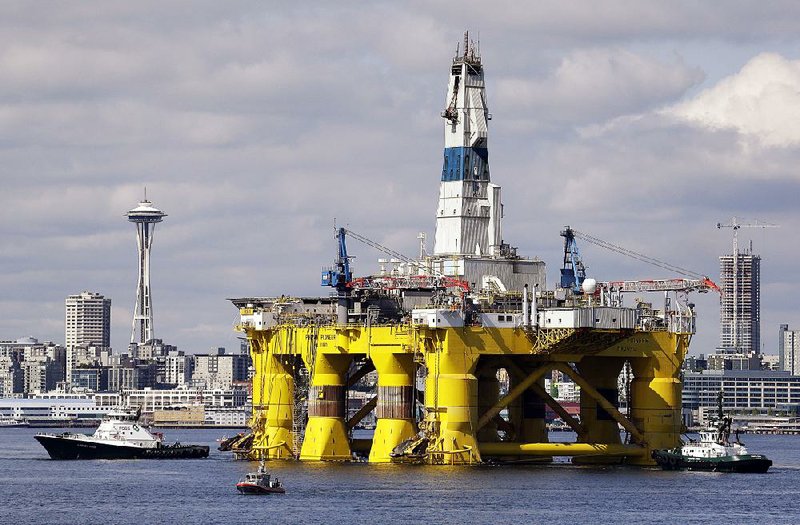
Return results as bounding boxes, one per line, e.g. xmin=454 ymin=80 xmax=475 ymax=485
xmin=652 ymin=394 xmax=771 ymax=473
xmin=236 ymin=461 xmax=286 ymax=495
xmin=34 ymin=409 xmax=209 ymax=460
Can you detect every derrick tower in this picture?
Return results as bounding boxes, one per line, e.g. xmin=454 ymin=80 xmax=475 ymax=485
xmin=434 ymin=31 xmax=500 ymax=257
xmin=126 ymin=194 xmax=166 ymax=344
xmin=430 ymin=31 xmax=543 ymax=292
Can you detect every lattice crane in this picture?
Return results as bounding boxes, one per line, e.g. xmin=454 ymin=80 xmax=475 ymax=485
xmin=716 ymin=217 xmax=779 ymax=257
xmin=564 ymin=227 xmax=721 ymax=295
xmin=324 ymin=225 xmax=470 ymax=294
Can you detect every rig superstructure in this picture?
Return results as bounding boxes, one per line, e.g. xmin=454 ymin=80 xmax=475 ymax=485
xmin=230 ymin=33 xmax=712 ymax=465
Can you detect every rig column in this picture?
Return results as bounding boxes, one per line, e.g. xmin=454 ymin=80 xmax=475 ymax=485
xmin=575 ymin=357 xmax=624 ymax=463
xmin=368 ymin=352 xmax=417 ymax=463
xmin=260 ymin=351 xmax=295 ymax=459
xmin=300 ymin=353 xmax=353 ymax=461
xmin=424 ymin=333 xmax=481 ymax=464
xmin=476 ymin=360 xmax=502 ymax=443
xmin=514 ymin=373 xmax=548 ymax=444
xmin=628 ymin=333 xmax=687 ymax=465
xmin=249 ymin=331 xmax=295 ymax=460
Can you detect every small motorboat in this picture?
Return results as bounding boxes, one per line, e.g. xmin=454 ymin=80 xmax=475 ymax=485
xmin=236 ymin=462 xmax=286 ymax=495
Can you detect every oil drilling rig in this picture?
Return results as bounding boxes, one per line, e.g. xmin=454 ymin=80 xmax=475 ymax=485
xmin=229 ymin=33 xmax=717 ymax=465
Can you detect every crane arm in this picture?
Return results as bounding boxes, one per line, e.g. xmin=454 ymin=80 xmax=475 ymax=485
xmin=595 ymin=277 xmax=719 ymax=294
xmin=340 ymin=227 xmax=470 ymax=292
xmin=342 ymin=228 xmax=417 ymax=267
xmin=571 ymin=229 xmax=706 ymax=280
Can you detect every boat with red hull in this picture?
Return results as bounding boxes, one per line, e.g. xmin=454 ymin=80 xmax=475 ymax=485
xmin=236 ymin=463 xmax=285 ymax=495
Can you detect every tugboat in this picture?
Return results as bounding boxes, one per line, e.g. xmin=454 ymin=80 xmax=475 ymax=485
xmin=652 ymin=393 xmax=772 ymax=473
xmin=236 ymin=461 xmax=286 ymax=495
xmin=34 ymin=409 xmax=209 ymax=460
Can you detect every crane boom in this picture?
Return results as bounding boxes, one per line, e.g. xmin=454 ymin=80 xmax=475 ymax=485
xmin=335 ymin=226 xmax=470 ymax=292
xmin=570 ymin=229 xmax=707 ymax=280
xmin=342 ymin=228 xmax=418 ymax=267
xmin=562 ymin=227 xmax=721 ymax=295
xmin=595 ymin=277 xmax=719 ymax=294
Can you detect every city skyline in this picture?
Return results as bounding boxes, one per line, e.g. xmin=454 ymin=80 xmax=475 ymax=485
xmin=1 ymin=3 xmax=800 ymax=356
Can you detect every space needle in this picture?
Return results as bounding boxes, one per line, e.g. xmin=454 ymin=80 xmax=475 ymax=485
xmin=126 ymin=192 xmax=167 ymax=345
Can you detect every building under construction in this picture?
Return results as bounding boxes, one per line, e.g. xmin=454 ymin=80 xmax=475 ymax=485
xmin=228 ymin=34 xmax=714 ymax=465
xmin=718 ymin=248 xmax=761 ymax=354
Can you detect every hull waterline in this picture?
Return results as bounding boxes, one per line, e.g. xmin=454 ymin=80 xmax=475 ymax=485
xmin=35 ymin=434 xmax=209 ymax=460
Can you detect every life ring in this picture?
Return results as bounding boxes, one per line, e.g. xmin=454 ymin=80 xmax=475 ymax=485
xmin=133 ymin=424 xmax=140 ymax=431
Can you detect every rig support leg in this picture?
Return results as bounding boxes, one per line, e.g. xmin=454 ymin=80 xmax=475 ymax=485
xmin=628 ymin=333 xmax=687 ymax=465
xmin=476 ymin=359 xmax=502 ymax=443
xmin=248 ymin=332 xmax=294 ymax=460
xmin=300 ymin=353 xmax=353 ymax=461
xmin=516 ymin=375 xmax=548 ymax=444
xmin=424 ymin=336 xmax=481 ymax=464
xmin=369 ymin=352 xmax=417 ymax=463
xmin=573 ymin=357 xmax=625 ymax=464
xmin=262 ymin=353 xmax=295 ymax=459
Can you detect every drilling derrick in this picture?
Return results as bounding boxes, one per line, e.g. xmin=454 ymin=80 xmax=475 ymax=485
xmin=231 ymin=33 xmax=700 ymax=466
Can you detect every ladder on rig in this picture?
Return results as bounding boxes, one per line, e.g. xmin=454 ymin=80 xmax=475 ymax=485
xmin=292 ymin=326 xmax=316 ymax=458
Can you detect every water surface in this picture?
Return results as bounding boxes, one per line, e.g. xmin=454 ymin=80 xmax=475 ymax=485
xmin=2 ymin=428 xmax=799 ymax=524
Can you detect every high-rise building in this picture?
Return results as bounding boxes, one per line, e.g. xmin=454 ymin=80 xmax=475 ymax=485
xmin=131 ymin=338 xmax=176 ymax=361
xmin=718 ymin=250 xmax=761 ymax=354
xmin=164 ymin=351 xmax=194 ymax=387
xmin=779 ymin=325 xmax=800 ymax=375
xmin=0 ymin=358 xmax=23 ymax=396
xmin=0 ymin=338 xmax=66 ymax=394
xmin=65 ymin=292 xmax=111 ymax=349
xmin=191 ymin=348 xmax=248 ymax=390
xmin=65 ymin=292 xmax=111 ymax=382
xmin=126 ymin=195 xmax=167 ymax=344
xmin=779 ymin=324 xmax=789 ymax=371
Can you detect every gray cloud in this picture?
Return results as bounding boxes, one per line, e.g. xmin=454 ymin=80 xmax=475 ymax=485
xmin=1 ymin=2 xmax=799 ymax=356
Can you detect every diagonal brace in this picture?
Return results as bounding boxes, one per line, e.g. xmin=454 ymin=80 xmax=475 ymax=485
xmin=477 ymin=364 xmax=552 ymax=431
xmin=346 ymin=395 xmax=377 ymax=431
xmin=553 ymin=362 xmax=647 ymax=445
xmin=498 ymin=357 xmax=587 ymax=440
xmin=347 ymin=361 xmax=376 ymax=388
xmin=528 ymin=382 xmax=588 ymax=440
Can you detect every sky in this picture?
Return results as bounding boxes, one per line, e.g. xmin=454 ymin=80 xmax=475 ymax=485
xmin=1 ymin=1 xmax=799 ymax=356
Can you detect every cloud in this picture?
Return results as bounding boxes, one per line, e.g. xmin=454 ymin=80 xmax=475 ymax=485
xmin=1 ymin=2 xmax=799 ymax=358
xmin=495 ymin=48 xmax=704 ymax=128
xmin=666 ymin=53 xmax=800 ymax=148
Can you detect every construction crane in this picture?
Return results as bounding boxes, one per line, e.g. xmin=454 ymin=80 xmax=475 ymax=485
xmin=716 ymin=216 xmax=779 ymax=258
xmin=563 ymin=226 xmax=721 ymax=295
xmin=716 ymin=217 xmax=779 ymax=350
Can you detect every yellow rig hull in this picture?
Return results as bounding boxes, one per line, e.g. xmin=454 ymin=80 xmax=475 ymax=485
xmin=245 ymin=324 xmax=688 ymax=466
